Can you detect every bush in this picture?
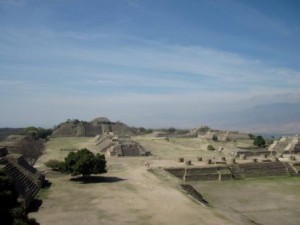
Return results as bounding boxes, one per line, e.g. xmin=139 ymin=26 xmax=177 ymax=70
xmin=254 ymin=136 xmax=266 ymax=147
xmin=45 ymin=159 xmax=65 ymax=172
xmin=212 ymin=135 xmax=218 ymax=142
xmin=207 ymin=145 xmax=215 ymax=151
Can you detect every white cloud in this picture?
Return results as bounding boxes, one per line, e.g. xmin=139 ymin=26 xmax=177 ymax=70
xmin=1 ymin=27 xmax=300 ymax=128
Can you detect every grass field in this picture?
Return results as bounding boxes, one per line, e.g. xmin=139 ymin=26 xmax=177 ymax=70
xmin=191 ymin=177 xmax=300 ymax=225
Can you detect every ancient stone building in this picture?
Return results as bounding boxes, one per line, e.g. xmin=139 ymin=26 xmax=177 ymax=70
xmin=165 ymin=161 xmax=299 ymax=182
xmin=96 ymin=132 xmax=150 ymax=157
xmin=52 ymin=117 xmax=138 ymax=137
xmin=0 ymin=148 xmax=45 ymax=208
xmin=198 ymin=130 xmax=250 ymax=142
xmin=268 ymin=135 xmax=300 ymax=154
xmin=109 ymin=140 xmax=150 ymax=157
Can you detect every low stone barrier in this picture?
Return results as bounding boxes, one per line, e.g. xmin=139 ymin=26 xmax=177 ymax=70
xmin=178 ymin=157 xmax=184 ymax=162
xmin=180 ymin=184 xmax=209 ymax=206
xmin=186 ymin=160 xmax=192 ymax=166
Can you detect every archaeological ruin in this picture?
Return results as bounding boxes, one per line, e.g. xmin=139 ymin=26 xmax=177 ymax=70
xmin=165 ymin=159 xmax=299 ymax=182
xmin=52 ymin=117 xmax=138 ymax=138
xmin=96 ymin=132 xmax=150 ymax=157
xmin=0 ymin=147 xmax=45 ymax=208
xmin=268 ymin=135 xmax=300 ymax=154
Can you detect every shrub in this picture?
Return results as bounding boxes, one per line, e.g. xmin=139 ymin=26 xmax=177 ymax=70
xmin=207 ymin=145 xmax=215 ymax=151
xmin=212 ymin=135 xmax=218 ymax=142
xmin=45 ymin=159 xmax=65 ymax=172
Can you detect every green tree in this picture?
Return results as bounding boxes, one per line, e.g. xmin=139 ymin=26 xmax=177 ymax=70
xmin=64 ymin=149 xmax=107 ymax=178
xmin=168 ymin=127 xmax=176 ymax=133
xmin=24 ymin=127 xmax=52 ymax=140
xmin=253 ymin=136 xmax=266 ymax=147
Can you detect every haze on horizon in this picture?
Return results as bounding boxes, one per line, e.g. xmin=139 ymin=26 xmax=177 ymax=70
xmin=1 ymin=0 xmax=300 ymax=133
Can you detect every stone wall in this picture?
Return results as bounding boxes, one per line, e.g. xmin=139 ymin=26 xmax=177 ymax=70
xmin=164 ymin=161 xmax=297 ymax=182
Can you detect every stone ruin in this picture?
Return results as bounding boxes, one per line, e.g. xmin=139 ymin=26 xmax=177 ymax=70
xmin=197 ymin=130 xmax=251 ymax=142
xmin=96 ymin=132 xmax=150 ymax=157
xmin=52 ymin=117 xmax=138 ymax=138
xmin=180 ymin=184 xmax=209 ymax=206
xmin=165 ymin=159 xmax=299 ymax=182
xmin=0 ymin=147 xmax=45 ymax=208
xmin=165 ymin=166 xmax=233 ymax=181
xmin=0 ymin=134 xmax=44 ymax=155
xmin=268 ymin=135 xmax=300 ymax=154
xmin=231 ymin=148 xmax=273 ymax=158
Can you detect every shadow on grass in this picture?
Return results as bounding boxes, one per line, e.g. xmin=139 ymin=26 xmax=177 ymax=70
xmin=69 ymin=176 xmax=126 ymax=183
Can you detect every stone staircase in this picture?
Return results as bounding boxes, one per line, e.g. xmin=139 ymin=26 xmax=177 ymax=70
xmin=288 ymin=162 xmax=300 ymax=174
xmin=269 ymin=140 xmax=289 ymax=153
xmin=237 ymin=162 xmax=288 ymax=178
xmin=164 ymin=161 xmax=298 ymax=182
xmin=284 ymin=162 xmax=298 ymax=176
xmin=229 ymin=164 xmax=245 ymax=180
xmin=183 ymin=167 xmax=220 ymax=181
xmin=0 ymin=155 xmax=44 ymax=208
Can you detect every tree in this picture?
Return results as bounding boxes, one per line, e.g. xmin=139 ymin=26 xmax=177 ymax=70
xmin=24 ymin=127 xmax=52 ymax=140
xmin=19 ymin=137 xmax=44 ymax=166
xmin=64 ymin=149 xmax=107 ymax=178
xmin=253 ymin=136 xmax=266 ymax=147
xmin=168 ymin=127 xmax=176 ymax=133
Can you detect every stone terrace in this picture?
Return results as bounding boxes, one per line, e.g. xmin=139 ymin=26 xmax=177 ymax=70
xmin=164 ymin=161 xmax=299 ymax=182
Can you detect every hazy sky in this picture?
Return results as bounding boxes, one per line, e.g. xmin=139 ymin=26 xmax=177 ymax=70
xmin=1 ymin=0 xmax=300 ymax=128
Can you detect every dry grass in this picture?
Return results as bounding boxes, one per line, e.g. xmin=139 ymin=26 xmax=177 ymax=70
xmin=191 ymin=177 xmax=300 ymax=225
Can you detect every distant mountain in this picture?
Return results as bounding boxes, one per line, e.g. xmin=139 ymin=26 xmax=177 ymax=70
xmin=209 ymin=103 xmax=300 ymax=134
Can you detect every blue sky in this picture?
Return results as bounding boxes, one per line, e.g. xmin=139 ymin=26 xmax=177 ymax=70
xmin=0 ymin=0 xmax=300 ymax=128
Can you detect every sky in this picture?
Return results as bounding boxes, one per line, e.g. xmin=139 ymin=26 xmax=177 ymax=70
xmin=0 ymin=0 xmax=300 ymax=129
